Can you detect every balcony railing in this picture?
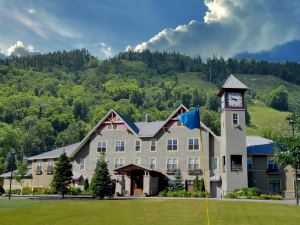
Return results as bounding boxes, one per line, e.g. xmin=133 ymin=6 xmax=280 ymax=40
xmin=166 ymin=167 xmax=177 ymax=174
xmin=187 ymin=169 xmax=202 ymax=175
xmin=267 ymin=168 xmax=281 ymax=174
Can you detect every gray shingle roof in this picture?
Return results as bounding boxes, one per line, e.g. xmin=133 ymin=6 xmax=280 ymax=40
xmin=135 ymin=121 xmax=165 ymax=137
xmin=222 ymin=74 xmax=248 ymax=89
xmin=0 ymin=168 xmax=32 ymax=178
xmin=27 ymin=142 xmax=80 ymax=160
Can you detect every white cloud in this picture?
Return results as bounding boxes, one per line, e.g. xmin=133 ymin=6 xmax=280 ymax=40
xmin=5 ymin=41 xmax=38 ymax=57
xmin=99 ymin=42 xmax=113 ymax=58
xmin=25 ymin=8 xmax=36 ymax=15
xmin=134 ymin=0 xmax=300 ymax=58
xmin=125 ymin=45 xmax=133 ymax=52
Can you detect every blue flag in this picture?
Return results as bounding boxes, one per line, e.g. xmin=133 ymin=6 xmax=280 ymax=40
xmin=177 ymin=108 xmax=200 ymax=129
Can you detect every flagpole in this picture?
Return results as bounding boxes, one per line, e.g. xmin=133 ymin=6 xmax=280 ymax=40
xmin=198 ymin=106 xmax=210 ymax=225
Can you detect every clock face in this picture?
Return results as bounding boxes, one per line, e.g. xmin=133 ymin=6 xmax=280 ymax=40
xmin=227 ymin=92 xmax=243 ymax=107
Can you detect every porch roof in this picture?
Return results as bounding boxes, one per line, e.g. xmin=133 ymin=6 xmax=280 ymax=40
xmin=114 ymin=164 xmax=155 ymax=173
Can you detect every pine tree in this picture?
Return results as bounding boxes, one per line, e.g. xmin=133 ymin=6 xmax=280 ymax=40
xmin=174 ymin=168 xmax=184 ymax=191
xmin=51 ymin=152 xmax=73 ymax=198
xmin=90 ymin=154 xmax=113 ymax=199
xmin=84 ymin=178 xmax=89 ymax=191
xmin=193 ymin=174 xmax=200 ymax=192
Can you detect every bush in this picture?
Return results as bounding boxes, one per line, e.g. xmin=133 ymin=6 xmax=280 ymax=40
xmin=81 ymin=190 xmax=93 ymax=196
xmin=69 ymin=187 xmax=82 ymax=195
xmin=0 ymin=186 xmax=5 ymax=196
xmin=177 ymin=190 xmax=188 ymax=197
xmin=158 ymin=190 xmax=167 ymax=197
xmin=225 ymin=193 xmax=238 ymax=199
xmin=6 ymin=189 xmax=21 ymax=195
xmin=22 ymin=187 xmax=33 ymax=195
xmin=271 ymin=195 xmax=283 ymax=200
xmin=33 ymin=187 xmax=54 ymax=195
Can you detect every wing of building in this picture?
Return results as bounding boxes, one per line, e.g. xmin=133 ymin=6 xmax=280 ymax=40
xmin=1 ymin=75 xmax=296 ymax=198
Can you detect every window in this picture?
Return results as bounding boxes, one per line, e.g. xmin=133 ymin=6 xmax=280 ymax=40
xmin=177 ymin=121 xmax=183 ymax=126
xmin=134 ymin=157 xmax=141 ymax=165
xmin=108 ymin=124 xmax=117 ymax=130
xmin=269 ymin=180 xmax=280 ymax=194
xmin=231 ymin=155 xmax=243 ymax=171
xmin=267 ymin=158 xmax=279 ymax=172
xmin=47 ymin=160 xmax=53 ymax=172
xmin=149 ymin=158 xmax=156 ymax=170
xmin=135 ymin=140 xmax=141 ymax=152
xmin=188 ymin=158 xmax=200 ymax=170
xmin=36 ymin=161 xmax=42 ymax=172
xmin=98 ymin=141 xmax=107 ymax=152
xmin=115 ymin=158 xmax=125 ymax=168
xmin=167 ymin=139 xmax=177 ymax=151
xmin=150 ymin=140 xmax=157 ymax=151
xmin=232 ymin=113 xmax=239 ymax=126
xmin=247 ymin=157 xmax=253 ymax=171
xmin=211 ymin=157 xmax=218 ymax=171
xmin=80 ymin=158 xmax=85 ymax=170
xmin=115 ymin=141 xmax=125 ymax=152
xmin=222 ymin=156 xmax=226 ymax=172
xmin=167 ymin=158 xmax=178 ymax=170
xmin=188 ymin=138 xmax=199 ymax=150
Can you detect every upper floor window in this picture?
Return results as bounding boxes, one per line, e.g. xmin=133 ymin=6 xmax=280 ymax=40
xmin=134 ymin=157 xmax=141 ymax=165
xmin=211 ymin=157 xmax=218 ymax=171
xmin=36 ymin=161 xmax=42 ymax=172
xmin=247 ymin=157 xmax=253 ymax=171
xmin=188 ymin=157 xmax=200 ymax=170
xmin=232 ymin=113 xmax=239 ymax=126
xmin=115 ymin=141 xmax=125 ymax=152
xmin=167 ymin=139 xmax=177 ymax=151
xmin=166 ymin=157 xmax=178 ymax=170
xmin=267 ymin=158 xmax=279 ymax=172
xmin=98 ymin=141 xmax=107 ymax=153
xmin=47 ymin=160 xmax=53 ymax=170
xmin=115 ymin=158 xmax=125 ymax=168
xmin=188 ymin=138 xmax=199 ymax=150
xmin=231 ymin=155 xmax=243 ymax=171
xmin=80 ymin=158 xmax=85 ymax=170
xmin=149 ymin=158 xmax=156 ymax=170
xmin=150 ymin=140 xmax=157 ymax=152
xmin=108 ymin=124 xmax=117 ymax=130
xmin=135 ymin=140 xmax=141 ymax=152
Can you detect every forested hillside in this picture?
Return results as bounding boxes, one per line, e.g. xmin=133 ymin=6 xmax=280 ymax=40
xmin=0 ymin=49 xmax=299 ymax=173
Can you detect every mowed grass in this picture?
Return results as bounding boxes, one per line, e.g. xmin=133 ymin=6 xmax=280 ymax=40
xmin=0 ymin=199 xmax=300 ymax=225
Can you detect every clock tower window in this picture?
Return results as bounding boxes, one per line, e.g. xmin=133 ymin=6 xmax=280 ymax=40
xmin=232 ymin=113 xmax=239 ymax=126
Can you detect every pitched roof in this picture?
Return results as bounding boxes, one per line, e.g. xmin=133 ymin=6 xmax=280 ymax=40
xmin=246 ymin=136 xmax=275 ymax=155
xmin=27 ymin=142 xmax=80 ymax=160
xmin=222 ymin=74 xmax=248 ymax=89
xmin=135 ymin=121 xmax=165 ymax=137
xmin=0 ymin=168 xmax=32 ymax=178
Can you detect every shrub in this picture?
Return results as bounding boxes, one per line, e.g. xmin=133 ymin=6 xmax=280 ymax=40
xmin=158 ymin=190 xmax=167 ymax=197
xmin=0 ymin=186 xmax=5 ymax=196
xmin=22 ymin=187 xmax=32 ymax=195
xmin=6 ymin=189 xmax=21 ymax=195
xmin=271 ymin=195 xmax=283 ymax=200
xmin=69 ymin=187 xmax=82 ymax=195
xmin=33 ymin=187 xmax=54 ymax=195
xmin=225 ymin=193 xmax=238 ymax=199
xmin=259 ymin=194 xmax=271 ymax=200
xmin=81 ymin=190 xmax=93 ymax=196
xmin=177 ymin=190 xmax=188 ymax=197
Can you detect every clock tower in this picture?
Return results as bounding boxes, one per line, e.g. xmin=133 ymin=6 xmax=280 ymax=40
xmin=218 ymin=75 xmax=248 ymax=194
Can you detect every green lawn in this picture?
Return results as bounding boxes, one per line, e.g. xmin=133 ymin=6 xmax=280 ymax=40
xmin=0 ymin=199 xmax=299 ymax=225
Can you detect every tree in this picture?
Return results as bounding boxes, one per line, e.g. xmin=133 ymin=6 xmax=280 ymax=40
xmin=84 ymin=178 xmax=89 ymax=191
xmin=90 ymin=154 xmax=113 ymax=199
xmin=193 ymin=174 xmax=200 ymax=192
xmin=173 ymin=169 xmax=184 ymax=191
xmin=268 ymin=85 xmax=289 ymax=111
xmin=14 ymin=160 xmax=28 ymax=195
xmin=206 ymin=95 xmax=220 ymax=112
xmin=51 ymin=152 xmax=73 ymax=198
xmin=275 ymin=136 xmax=300 ymax=205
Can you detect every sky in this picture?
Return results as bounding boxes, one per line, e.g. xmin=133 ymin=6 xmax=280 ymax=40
xmin=0 ymin=0 xmax=300 ymax=60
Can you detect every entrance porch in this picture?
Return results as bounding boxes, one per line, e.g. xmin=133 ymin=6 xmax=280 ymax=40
xmin=114 ymin=164 xmax=163 ymax=196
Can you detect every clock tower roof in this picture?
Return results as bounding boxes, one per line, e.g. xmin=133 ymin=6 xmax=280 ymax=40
xmin=218 ymin=74 xmax=248 ymax=96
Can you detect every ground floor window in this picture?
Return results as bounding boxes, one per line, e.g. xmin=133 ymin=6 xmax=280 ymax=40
xmin=231 ymin=155 xmax=243 ymax=171
xmin=269 ymin=180 xmax=280 ymax=194
xmin=188 ymin=157 xmax=200 ymax=170
xmin=166 ymin=158 xmax=178 ymax=170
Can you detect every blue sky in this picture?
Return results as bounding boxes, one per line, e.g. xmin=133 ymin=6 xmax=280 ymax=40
xmin=0 ymin=0 xmax=206 ymax=58
xmin=1 ymin=0 xmax=300 ymax=60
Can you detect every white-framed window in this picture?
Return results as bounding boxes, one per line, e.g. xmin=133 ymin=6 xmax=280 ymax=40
xmin=134 ymin=157 xmax=141 ymax=165
xmin=80 ymin=158 xmax=85 ymax=170
xmin=166 ymin=158 xmax=178 ymax=170
xmin=36 ymin=161 xmax=42 ymax=172
xmin=47 ymin=160 xmax=53 ymax=171
xmin=115 ymin=141 xmax=125 ymax=152
xmin=98 ymin=141 xmax=107 ymax=152
xmin=108 ymin=124 xmax=117 ymax=130
xmin=247 ymin=157 xmax=253 ymax=171
xmin=188 ymin=157 xmax=200 ymax=170
xmin=115 ymin=158 xmax=125 ymax=168
xmin=188 ymin=138 xmax=199 ymax=150
xmin=135 ymin=140 xmax=141 ymax=152
xmin=232 ymin=113 xmax=239 ymax=126
xmin=150 ymin=140 xmax=157 ymax=151
xmin=167 ymin=139 xmax=177 ymax=151
xmin=211 ymin=157 xmax=219 ymax=171
xmin=267 ymin=157 xmax=279 ymax=171
xmin=149 ymin=158 xmax=156 ymax=170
